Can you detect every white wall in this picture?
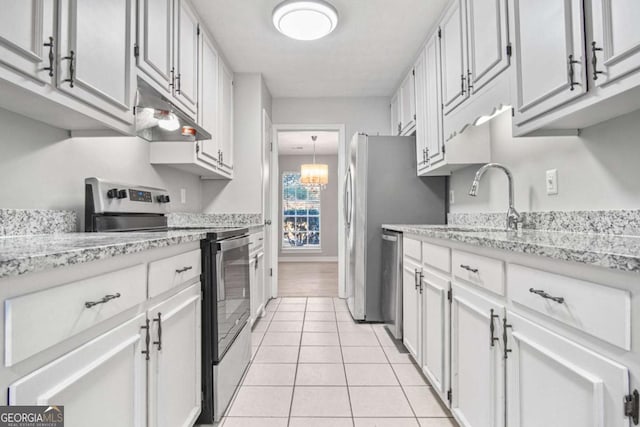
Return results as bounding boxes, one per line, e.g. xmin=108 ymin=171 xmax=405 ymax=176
xmin=201 ymin=73 xmax=272 ymax=213
xmin=450 ymin=109 xmax=640 ymax=213
xmin=278 ymin=155 xmax=339 ymax=259
xmin=0 ymin=107 xmax=203 ymax=229
xmin=272 ymin=97 xmax=391 ymax=148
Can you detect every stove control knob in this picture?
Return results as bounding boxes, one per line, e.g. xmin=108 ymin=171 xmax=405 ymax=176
xmin=117 ymin=189 xmax=128 ymax=199
xmin=164 ymin=195 xmax=171 ymax=203
xmin=107 ymin=188 xmax=118 ymax=199
xmin=157 ymin=195 xmax=171 ymax=203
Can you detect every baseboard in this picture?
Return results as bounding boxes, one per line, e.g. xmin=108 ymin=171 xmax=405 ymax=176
xmin=279 ymin=256 xmax=338 ymax=263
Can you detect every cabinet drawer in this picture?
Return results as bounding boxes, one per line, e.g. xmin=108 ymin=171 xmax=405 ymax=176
xmin=403 ymin=237 xmax=421 ymax=261
xmin=249 ymin=232 xmax=264 ymax=255
xmin=5 ymin=264 xmax=146 ymax=366
xmin=509 ymin=264 xmax=631 ymax=350
xmin=148 ymin=249 xmax=201 ymax=298
xmin=452 ymin=250 xmax=504 ymax=295
xmin=421 ymin=242 xmax=450 ymax=273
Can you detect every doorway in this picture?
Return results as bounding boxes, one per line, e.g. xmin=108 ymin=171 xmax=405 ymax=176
xmin=270 ymin=124 xmax=346 ymax=298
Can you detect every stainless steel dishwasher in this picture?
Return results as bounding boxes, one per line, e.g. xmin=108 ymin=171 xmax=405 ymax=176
xmin=381 ymin=229 xmax=402 ymax=339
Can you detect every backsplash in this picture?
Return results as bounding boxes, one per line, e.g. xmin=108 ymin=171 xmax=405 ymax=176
xmin=448 ymin=209 xmax=640 ymax=235
xmin=167 ymin=212 xmax=263 ymax=228
xmin=0 ymin=209 xmax=77 ymax=236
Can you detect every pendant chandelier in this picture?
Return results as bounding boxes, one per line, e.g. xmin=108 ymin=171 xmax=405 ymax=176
xmin=300 ymin=135 xmax=329 ymax=189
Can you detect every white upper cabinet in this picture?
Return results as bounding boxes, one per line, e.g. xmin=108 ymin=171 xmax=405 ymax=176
xmin=506 ymin=311 xmax=631 ymax=427
xmin=414 ymin=49 xmax=428 ymax=170
xmin=512 ymin=0 xmax=587 ymax=126
xmin=424 ymin=32 xmax=445 ymax=167
xmin=441 ymin=0 xmax=469 ymax=115
xmin=57 ymin=0 xmax=136 ymax=124
xmin=174 ymin=0 xmax=199 ymax=116
xmin=218 ymin=59 xmax=234 ymax=174
xmin=390 ymin=91 xmax=400 ymax=135
xmin=466 ymin=0 xmax=509 ymax=93
xmin=399 ymin=69 xmax=416 ymax=135
xmin=0 ymin=0 xmax=56 ymax=84
xmin=590 ymin=0 xmax=640 ymax=87
xmin=197 ymin=29 xmax=220 ymax=168
xmin=136 ymin=0 xmax=174 ymax=95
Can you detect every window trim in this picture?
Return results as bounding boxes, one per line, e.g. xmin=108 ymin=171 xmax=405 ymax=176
xmin=282 ymin=171 xmax=322 ymax=251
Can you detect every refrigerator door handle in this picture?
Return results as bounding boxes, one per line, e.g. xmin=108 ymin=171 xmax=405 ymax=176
xmin=343 ymin=170 xmax=350 ymax=227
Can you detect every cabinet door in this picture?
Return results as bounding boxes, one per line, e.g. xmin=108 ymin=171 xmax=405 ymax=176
xmin=466 ymin=0 xmax=509 ymax=93
xmin=591 ymin=0 xmax=640 ymax=87
xmin=402 ymin=258 xmax=421 ymax=363
xmin=255 ymin=251 xmax=266 ymax=317
xmin=149 ymin=284 xmax=202 ymax=427
xmin=390 ymin=91 xmax=400 ymax=135
xmin=218 ymin=60 xmax=234 ymax=173
xmin=57 ymin=0 xmax=135 ymax=124
xmin=137 ymin=0 xmax=174 ymax=95
xmin=421 ymin=270 xmax=450 ymax=398
xmin=424 ymin=32 xmax=445 ymax=166
xmin=174 ymin=0 xmax=198 ymax=117
xmin=441 ymin=0 xmax=469 ymax=115
xmin=197 ymin=29 xmax=220 ymax=167
xmin=0 ymin=0 xmax=56 ymax=84
xmin=414 ymin=50 xmax=428 ymax=171
xmin=450 ymin=283 xmax=504 ymax=427
xmin=506 ymin=311 xmax=631 ymax=427
xmin=513 ymin=0 xmax=587 ymax=126
xmin=400 ymin=70 xmax=416 ymax=135
xmin=9 ymin=314 xmax=147 ymax=427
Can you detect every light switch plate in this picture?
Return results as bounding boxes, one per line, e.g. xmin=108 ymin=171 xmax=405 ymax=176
xmin=449 ymin=190 xmax=455 ymax=204
xmin=180 ymin=188 xmax=187 ymax=204
xmin=546 ymin=169 xmax=558 ymax=195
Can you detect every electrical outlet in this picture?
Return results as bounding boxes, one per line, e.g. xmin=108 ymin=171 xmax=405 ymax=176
xmin=546 ymin=169 xmax=558 ymax=195
xmin=449 ymin=190 xmax=455 ymax=204
xmin=180 ymin=188 xmax=187 ymax=204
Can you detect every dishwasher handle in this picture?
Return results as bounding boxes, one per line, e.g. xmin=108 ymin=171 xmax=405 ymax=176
xmin=382 ymin=234 xmax=398 ymax=242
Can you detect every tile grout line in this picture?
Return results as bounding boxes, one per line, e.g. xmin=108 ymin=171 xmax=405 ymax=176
xmin=334 ymin=298 xmax=356 ymax=427
xmin=286 ymin=297 xmax=307 ymax=427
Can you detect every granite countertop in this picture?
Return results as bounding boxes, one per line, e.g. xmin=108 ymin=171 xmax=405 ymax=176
xmin=0 ymin=230 xmax=212 ymax=279
xmin=382 ymin=224 xmax=640 ymax=274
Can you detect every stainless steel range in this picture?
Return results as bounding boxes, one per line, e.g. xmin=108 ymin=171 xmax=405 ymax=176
xmin=84 ymin=177 xmax=252 ymax=423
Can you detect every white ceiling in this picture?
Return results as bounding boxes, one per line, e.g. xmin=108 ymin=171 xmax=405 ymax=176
xmin=191 ymin=0 xmax=448 ymax=98
xmin=277 ymin=131 xmax=339 ymax=155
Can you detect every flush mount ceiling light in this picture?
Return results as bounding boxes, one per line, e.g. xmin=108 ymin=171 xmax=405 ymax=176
xmin=272 ymin=0 xmax=338 ymax=41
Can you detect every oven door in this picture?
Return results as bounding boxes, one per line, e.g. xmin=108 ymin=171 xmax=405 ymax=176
xmin=215 ymin=235 xmax=251 ymax=361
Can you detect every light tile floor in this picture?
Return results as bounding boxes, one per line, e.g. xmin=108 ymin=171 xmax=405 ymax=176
xmin=217 ymin=297 xmax=459 ymax=427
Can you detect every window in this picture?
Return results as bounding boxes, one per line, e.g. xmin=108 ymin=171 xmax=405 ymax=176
xmin=282 ymin=172 xmax=321 ymax=249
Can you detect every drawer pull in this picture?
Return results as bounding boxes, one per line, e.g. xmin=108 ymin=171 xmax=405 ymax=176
xmin=529 ymin=288 xmax=565 ymax=304
xmin=176 ymin=266 xmax=193 ymax=274
xmin=85 ymin=293 xmax=121 ymax=309
xmin=153 ymin=312 xmax=162 ymax=351
xmin=460 ymin=264 xmax=479 ymax=273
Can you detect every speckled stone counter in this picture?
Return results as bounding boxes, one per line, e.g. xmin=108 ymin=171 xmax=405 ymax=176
xmin=382 ymin=224 xmax=640 ymax=274
xmin=167 ymin=212 xmax=262 ymax=228
xmin=0 ymin=230 xmax=209 ymax=279
xmin=0 ymin=209 xmax=77 ymax=236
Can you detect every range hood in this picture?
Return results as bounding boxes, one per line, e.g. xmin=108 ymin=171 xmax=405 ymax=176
xmin=135 ymin=77 xmax=211 ymax=142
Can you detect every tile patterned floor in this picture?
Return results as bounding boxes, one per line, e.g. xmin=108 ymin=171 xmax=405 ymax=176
xmin=218 ymin=297 xmax=459 ymax=427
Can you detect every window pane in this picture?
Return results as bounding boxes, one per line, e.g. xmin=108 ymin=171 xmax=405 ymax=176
xmin=308 ymin=231 xmax=320 ymax=246
xmin=296 ymin=186 xmax=308 ymax=200
xmin=308 ymin=216 xmax=320 ymax=231
xmin=282 ymin=171 xmax=321 ymax=250
xmin=308 ymin=187 xmax=320 ymax=200
xmin=296 ymin=217 xmax=308 ymax=232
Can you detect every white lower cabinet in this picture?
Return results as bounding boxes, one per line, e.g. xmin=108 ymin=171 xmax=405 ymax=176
xmin=402 ymin=256 xmax=422 ymax=363
xmin=148 ymin=283 xmax=202 ymax=427
xmin=9 ymin=313 xmax=148 ymax=427
xmin=420 ymin=269 xmax=450 ymax=400
xmin=450 ymin=283 xmax=505 ymax=427
xmin=249 ymin=233 xmax=266 ymax=326
xmin=505 ymin=311 xmax=631 ymax=427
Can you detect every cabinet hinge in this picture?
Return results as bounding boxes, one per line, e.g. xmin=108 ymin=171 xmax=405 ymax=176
xmin=441 ymin=143 xmax=446 ymax=154
xmin=197 ymin=24 xmax=201 ymax=36
xmin=196 ymin=142 xmax=200 ymax=154
xmin=506 ymin=43 xmax=512 ymax=57
xmin=412 ymin=68 xmax=415 ymax=76
xmin=270 ymin=142 xmax=273 ymax=152
xmin=134 ymin=44 xmax=139 ymax=58
xmin=438 ymin=27 xmax=442 ymax=39
xmin=269 ymin=268 xmax=273 ymax=277
xmin=447 ymin=389 xmax=452 ymax=402
xmin=447 ymin=289 xmax=452 ymax=301
xmin=625 ymin=390 xmax=639 ymax=425
xmin=413 ymin=113 xmax=417 ymax=120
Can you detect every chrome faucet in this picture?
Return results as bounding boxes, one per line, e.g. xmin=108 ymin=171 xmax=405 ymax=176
xmin=468 ymin=163 xmax=522 ymax=231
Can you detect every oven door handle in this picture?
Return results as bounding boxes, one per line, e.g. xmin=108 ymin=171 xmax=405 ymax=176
xmin=216 ymin=251 xmax=225 ymax=302
xmin=218 ymin=236 xmax=251 ymax=251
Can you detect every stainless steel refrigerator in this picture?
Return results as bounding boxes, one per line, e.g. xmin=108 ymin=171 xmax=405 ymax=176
xmin=344 ymin=133 xmax=446 ymax=321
